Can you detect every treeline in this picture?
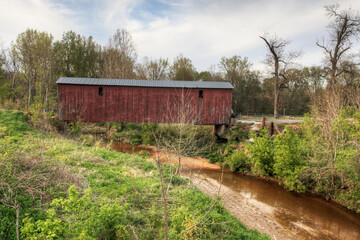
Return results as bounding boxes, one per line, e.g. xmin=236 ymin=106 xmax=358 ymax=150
xmin=0 ymin=27 xmax=337 ymax=116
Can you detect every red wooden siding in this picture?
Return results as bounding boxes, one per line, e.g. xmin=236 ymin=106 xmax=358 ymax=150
xmin=58 ymin=84 xmax=232 ymax=125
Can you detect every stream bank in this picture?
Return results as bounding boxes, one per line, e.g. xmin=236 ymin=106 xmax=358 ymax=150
xmin=111 ymin=142 xmax=360 ymax=240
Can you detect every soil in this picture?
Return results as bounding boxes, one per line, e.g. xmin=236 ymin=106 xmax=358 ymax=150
xmin=181 ymin=170 xmax=296 ymax=240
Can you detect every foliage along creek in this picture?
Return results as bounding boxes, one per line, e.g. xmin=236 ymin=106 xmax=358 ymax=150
xmin=112 ymin=142 xmax=360 ymax=240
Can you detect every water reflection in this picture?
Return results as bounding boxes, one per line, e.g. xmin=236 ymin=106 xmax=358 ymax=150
xmin=201 ymin=170 xmax=360 ymax=240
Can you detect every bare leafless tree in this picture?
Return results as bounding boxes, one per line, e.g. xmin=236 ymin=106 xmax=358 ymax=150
xmin=152 ymin=124 xmax=220 ymax=240
xmin=260 ymin=34 xmax=301 ymax=118
xmin=316 ymin=4 xmax=360 ymax=90
xmin=149 ymin=88 xmax=207 ymax=239
xmin=158 ymin=88 xmax=211 ymax=175
xmin=102 ymin=29 xmax=137 ymax=79
xmin=136 ymin=57 xmax=169 ymax=80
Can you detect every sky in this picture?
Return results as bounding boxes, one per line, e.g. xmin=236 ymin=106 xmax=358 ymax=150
xmin=1 ymin=0 xmax=360 ymax=74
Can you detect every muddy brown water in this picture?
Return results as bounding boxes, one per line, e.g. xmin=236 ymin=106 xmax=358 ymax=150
xmin=111 ymin=142 xmax=360 ymax=240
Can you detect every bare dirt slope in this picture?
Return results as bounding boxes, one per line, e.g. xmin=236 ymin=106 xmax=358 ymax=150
xmin=181 ymin=170 xmax=297 ymax=240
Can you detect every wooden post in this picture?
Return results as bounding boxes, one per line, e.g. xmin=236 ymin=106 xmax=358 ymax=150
xmin=213 ymin=124 xmax=227 ymax=136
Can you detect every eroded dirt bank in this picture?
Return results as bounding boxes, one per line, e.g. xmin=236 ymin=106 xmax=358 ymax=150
xmin=181 ymin=170 xmax=295 ymax=240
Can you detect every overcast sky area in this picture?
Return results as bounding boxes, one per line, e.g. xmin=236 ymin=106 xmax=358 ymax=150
xmin=1 ymin=0 xmax=360 ymax=75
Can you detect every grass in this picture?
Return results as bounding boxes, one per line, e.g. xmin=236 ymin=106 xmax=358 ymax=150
xmin=0 ymin=109 xmax=269 ymax=239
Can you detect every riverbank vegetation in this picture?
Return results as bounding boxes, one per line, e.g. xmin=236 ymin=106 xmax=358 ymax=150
xmin=101 ymin=114 xmax=360 ymax=213
xmin=216 ymin=107 xmax=360 ymax=213
xmin=0 ymin=109 xmax=268 ymax=239
xmin=56 ymin=107 xmax=360 ymax=213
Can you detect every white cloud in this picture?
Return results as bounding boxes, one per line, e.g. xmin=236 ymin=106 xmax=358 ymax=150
xmin=1 ymin=0 xmax=360 ymax=73
xmin=99 ymin=0 xmax=144 ymax=34
xmin=0 ymin=0 xmax=79 ymax=46
xmin=127 ymin=0 xmax=335 ymax=71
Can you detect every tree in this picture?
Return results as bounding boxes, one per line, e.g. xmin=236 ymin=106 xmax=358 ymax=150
xmin=102 ymin=29 xmax=137 ymax=79
xmin=170 ymin=54 xmax=196 ymax=81
xmin=243 ymin=70 xmax=263 ymax=114
xmin=1 ymin=48 xmax=31 ymax=110
xmin=136 ymin=57 xmax=169 ymax=80
xmin=304 ymin=5 xmax=360 ymax=198
xmin=12 ymin=29 xmax=56 ymax=109
xmin=0 ymin=48 xmax=9 ymax=105
xmin=156 ymin=89 xmax=212 ymax=175
xmin=302 ymin=66 xmax=325 ymax=105
xmin=260 ymin=34 xmax=301 ymax=118
xmin=35 ymin=31 xmax=56 ymax=107
xmin=195 ymin=71 xmax=213 ymax=81
xmin=280 ymin=68 xmax=311 ymax=115
xmin=316 ymin=4 xmax=360 ymax=90
xmin=54 ymin=31 xmax=102 ymax=79
xmin=152 ymin=94 xmax=220 ymax=239
xmin=218 ymin=56 xmax=261 ymax=115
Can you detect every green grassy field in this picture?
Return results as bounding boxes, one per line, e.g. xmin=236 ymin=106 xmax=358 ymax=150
xmin=0 ymin=109 xmax=268 ymax=239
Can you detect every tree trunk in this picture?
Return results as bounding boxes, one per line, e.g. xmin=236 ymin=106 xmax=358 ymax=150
xmin=157 ymin=158 xmax=169 ymax=240
xmin=274 ymin=83 xmax=279 ymax=119
xmin=16 ymin=206 xmax=19 ymax=240
xmin=176 ymin=155 xmax=181 ymax=175
xmin=274 ymin=61 xmax=280 ymax=119
xmin=27 ymin=80 xmax=32 ymax=111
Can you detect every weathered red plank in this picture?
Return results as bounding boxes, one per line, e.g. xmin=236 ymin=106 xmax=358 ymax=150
xmin=58 ymin=85 xmax=232 ymax=125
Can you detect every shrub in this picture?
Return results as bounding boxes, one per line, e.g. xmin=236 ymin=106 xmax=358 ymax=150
xmin=248 ymin=128 xmax=274 ymax=176
xmin=22 ymin=185 xmax=130 ymax=239
xmin=130 ymin=138 xmax=142 ymax=146
xmin=225 ymin=123 xmax=250 ymax=142
xmin=227 ymin=149 xmax=250 ymax=172
xmin=206 ymin=148 xmax=224 ymax=163
xmin=141 ymin=123 xmax=158 ymax=145
xmin=273 ymin=128 xmax=307 ymax=191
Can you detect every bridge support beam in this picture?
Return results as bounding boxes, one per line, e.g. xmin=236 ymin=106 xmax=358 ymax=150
xmin=213 ymin=124 xmax=227 ymax=136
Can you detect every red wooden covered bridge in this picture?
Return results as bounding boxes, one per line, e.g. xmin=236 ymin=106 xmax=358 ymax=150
xmin=56 ymin=77 xmax=233 ymax=125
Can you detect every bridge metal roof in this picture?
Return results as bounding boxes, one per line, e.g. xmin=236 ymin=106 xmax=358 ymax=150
xmin=56 ymin=77 xmax=233 ymax=89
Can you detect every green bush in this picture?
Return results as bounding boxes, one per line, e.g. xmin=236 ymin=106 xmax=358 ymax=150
xmin=206 ymin=149 xmax=224 ymax=163
xmin=227 ymin=149 xmax=250 ymax=172
xmin=248 ymin=128 xmax=274 ymax=176
xmin=130 ymin=138 xmax=142 ymax=146
xmin=273 ymin=128 xmax=307 ymax=191
xmin=225 ymin=123 xmax=249 ymax=142
xmin=140 ymin=123 xmax=158 ymax=145
xmin=22 ymin=185 xmax=130 ymax=239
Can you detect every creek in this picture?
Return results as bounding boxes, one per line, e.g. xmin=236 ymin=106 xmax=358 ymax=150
xmin=111 ymin=142 xmax=360 ymax=240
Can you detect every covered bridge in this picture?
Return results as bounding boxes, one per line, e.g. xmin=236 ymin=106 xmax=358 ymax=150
xmin=56 ymin=77 xmax=233 ymax=125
